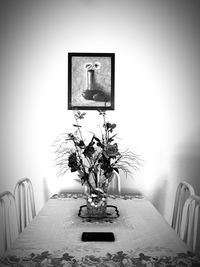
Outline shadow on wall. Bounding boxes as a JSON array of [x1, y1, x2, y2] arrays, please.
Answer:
[[121, 187, 141, 195], [175, 138, 200, 196], [59, 188, 84, 194], [173, 135, 200, 255], [43, 177, 51, 202], [151, 178, 168, 217]]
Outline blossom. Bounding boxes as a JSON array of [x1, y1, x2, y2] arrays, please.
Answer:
[[103, 143, 120, 159], [83, 142, 95, 158], [68, 153, 78, 172]]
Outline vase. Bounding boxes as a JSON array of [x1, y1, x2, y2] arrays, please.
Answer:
[[86, 188, 107, 218]]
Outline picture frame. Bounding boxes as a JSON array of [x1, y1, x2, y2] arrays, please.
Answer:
[[68, 53, 115, 110]]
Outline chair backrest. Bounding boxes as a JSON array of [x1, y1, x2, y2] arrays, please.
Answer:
[[0, 191, 19, 256], [108, 170, 121, 195], [180, 194, 200, 254], [171, 181, 195, 236], [14, 178, 36, 232], [83, 170, 121, 195]]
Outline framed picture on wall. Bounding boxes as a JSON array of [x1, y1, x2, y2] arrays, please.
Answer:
[[68, 53, 115, 110]]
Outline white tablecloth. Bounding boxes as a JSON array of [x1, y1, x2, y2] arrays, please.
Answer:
[[1, 194, 200, 266]]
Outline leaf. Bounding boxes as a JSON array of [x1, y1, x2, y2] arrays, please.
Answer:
[[109, 123, 117, 133], [74, 111, 86, 120], [97, 142, 104, 148], [93, 136, 100, 142], [93, 136, 103, 147], [108, 134, 117, 143], [79, 112, 86, 119], [74, 178, 82, 184], [106, 122, 112, 129], [41, 251, 50, 258], [62, 253, 74, 261], [81, 178, 85, 185]]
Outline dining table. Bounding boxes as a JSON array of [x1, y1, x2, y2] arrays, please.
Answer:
[[1, 193, 200, 266]]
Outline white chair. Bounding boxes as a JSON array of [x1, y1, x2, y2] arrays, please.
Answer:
[[84, 170, 121, 195], [171, 181, 195, 236], [0, 191, 19, 256], [108, 170, 121, 195], [180, 194, 200, 254], [14, 178, 36, 232]]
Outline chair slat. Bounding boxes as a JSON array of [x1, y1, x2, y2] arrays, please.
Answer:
[[172, 181, 195, 236], [14, 178, 36, 233], [180, 194, 200, 254], [0, 191, 19, 256]]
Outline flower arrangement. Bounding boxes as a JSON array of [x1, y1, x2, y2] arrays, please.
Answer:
[[54, 110, 141, 207]]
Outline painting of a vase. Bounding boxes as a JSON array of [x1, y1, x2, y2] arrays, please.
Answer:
[[68, 53, 115, 110]]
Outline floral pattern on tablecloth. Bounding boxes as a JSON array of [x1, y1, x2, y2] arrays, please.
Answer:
[[0, 250, 200, 267], [51, 193, 144, 200]]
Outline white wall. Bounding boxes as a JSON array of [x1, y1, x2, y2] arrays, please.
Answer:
[[0, 0, 200, 224]]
